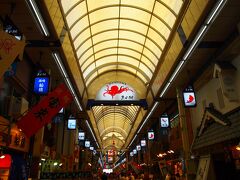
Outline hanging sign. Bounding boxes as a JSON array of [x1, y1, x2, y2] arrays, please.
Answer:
[[136, 145, 141, 151], [78, 132, 85, 140], [148, 131, 154, 140], [141, 140, 146, 147], [0, 31, 25, 78], [133, 149, 137, 154], [130, 152, 134, 157], [183, 85, 197, 107], [17, 83, 73, 137], [33, 70, 50, 95], [160, 114, 170, 128], [96, 81, 137, 100], [85, 141, 90, 148], [67, 118, 76, 130]]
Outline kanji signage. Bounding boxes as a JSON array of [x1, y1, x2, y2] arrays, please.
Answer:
[[96, 81, 137, 101], [33, 70, 50, 95], [183, 85, 197, 107], [160, 114, 170, 128], [17, 83, 73, 137]]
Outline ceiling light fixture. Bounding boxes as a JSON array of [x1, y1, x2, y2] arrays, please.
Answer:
[[86, 120, 100, 148], [52, 52, 83, 111], [25, 0, 50, 36]]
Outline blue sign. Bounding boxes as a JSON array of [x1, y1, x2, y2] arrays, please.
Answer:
[[33, 77, 49, 95]]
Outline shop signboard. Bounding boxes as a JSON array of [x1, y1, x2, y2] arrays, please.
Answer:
[[160, 113, 170, 128], [33, 70, 50, 95], [136, 145, 141, 151], [17, 83, 73, 137], [133, 149, 137, 154], [96, 81, 137, 101], [85, 140, 90, 148], [78, 132, 85, 140], [141, 140, 146, 147], [183, 85, 197, 107], [67, 118, 76, 130], [148, 131, 154, 140]]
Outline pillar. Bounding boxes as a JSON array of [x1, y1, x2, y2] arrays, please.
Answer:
[[176, 87, 195, 180]]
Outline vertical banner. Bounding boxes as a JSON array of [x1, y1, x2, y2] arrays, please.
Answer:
[[17, 83, 73, 137], [0, 31, 25, 78]]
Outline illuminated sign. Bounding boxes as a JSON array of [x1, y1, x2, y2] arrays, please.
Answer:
[[133, 149, 137, 154], [148, 131, 154, 140], [130, 152, 134, 157], [78, 132, 85, 140], [85, 141, 90, 148], [33, 70, 49, 95], [141, 140, 146, 147], [90, 146, 94, 151], [183, 85, 196, 107], [136, 145, 141, 151], [96, 81, 137, 101], [160, 114, 170, 128], [67, 119, 76, 130]]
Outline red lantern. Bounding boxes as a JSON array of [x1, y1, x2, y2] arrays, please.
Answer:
[[0, 154, 11, 169]]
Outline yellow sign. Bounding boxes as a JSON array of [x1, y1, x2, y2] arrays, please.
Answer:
[[0, 31, 25, 78]]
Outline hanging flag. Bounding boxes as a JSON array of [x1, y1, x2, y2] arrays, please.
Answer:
[[17, 83, 73, 137], [0, 31, 25, 78]]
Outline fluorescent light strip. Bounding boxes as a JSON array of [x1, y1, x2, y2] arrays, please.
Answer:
[[86, 120, 100, 148], [137, 102, 159, 134], [183, 25, 207, 61], [206, 0, 226, 24], [169, 61, 185, 82], [27, 0, 50, 36], [52, 52, 68, 78], [160, 82, 171, 97], [52, 52, 83, 111]]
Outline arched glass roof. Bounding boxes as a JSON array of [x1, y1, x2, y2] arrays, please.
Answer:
[[60, 0, 183, 150], [60, 0, 183, 86], [92, 105, 140, 149]]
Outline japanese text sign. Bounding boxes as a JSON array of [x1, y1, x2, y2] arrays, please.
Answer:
[[17, 83, 73, 137]]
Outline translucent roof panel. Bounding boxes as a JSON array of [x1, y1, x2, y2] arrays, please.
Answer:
[[61, 0, 183, 85], [60, 0, 183, 150], [92, 105, 140, 149]]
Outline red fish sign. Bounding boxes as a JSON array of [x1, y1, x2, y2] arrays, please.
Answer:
[[103, 85, 133, 99]]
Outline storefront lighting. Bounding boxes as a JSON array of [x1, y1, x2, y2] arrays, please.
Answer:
[[88, 163, 92, 166], [59, 163, 63, 167], [236, 143, 240, 151], [19, 129, 22, 132], [25, 0, 50, 36], [0, 155, 5, 159], [41, 158, 46, 161], [52, 52, 83, 111], [53, 162, 58, 166], [39, 163, 41, 166]]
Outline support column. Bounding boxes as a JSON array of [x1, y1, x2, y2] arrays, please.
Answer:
[[176, 88, 195, 180]]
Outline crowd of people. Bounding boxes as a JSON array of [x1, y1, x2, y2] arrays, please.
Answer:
[[98, 172, 146, 180]]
